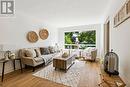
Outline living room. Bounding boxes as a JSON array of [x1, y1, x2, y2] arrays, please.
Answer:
[[0, 0, 130, 87]]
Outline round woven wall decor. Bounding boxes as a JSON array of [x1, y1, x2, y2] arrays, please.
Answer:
[[39, 29, 49, 40], [27, 31, 38, 43]]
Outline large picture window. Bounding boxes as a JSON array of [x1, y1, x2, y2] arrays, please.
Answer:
[[64, 30, 96, 49]]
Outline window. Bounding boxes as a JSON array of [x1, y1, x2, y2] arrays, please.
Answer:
[[64, 30, 96, 49]]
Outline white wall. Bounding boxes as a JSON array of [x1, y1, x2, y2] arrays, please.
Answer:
[[58, 24, 103, 58], [105, 0, 130, 86], [0, 12, 58, 48], [0, 11, 58, 75]]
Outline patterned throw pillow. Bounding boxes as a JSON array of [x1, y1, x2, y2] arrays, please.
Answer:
[[40, 47, 50, 55], [44, 48, 50, 54], [48, 46, 55, 53]]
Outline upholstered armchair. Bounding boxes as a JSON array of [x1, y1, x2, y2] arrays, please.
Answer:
[[83, 48, 97, 62]]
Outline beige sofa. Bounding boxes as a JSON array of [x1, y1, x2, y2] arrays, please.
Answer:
[[19, 47, 58, 71]]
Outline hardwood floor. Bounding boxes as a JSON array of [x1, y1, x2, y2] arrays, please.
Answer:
[[0, 60, 101, 87], [78, 61, 100, 87]]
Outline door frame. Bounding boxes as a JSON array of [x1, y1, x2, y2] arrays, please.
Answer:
[[104, 17, 110, 55]]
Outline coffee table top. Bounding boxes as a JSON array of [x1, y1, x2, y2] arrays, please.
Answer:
[[53, 53, 76, 60]]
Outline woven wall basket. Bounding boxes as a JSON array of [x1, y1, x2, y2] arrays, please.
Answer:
[[39, 29, 49, 40], [27, 31, 38, 43]]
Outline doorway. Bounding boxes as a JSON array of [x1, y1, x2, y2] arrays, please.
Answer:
[[104, 19, 110, 55]]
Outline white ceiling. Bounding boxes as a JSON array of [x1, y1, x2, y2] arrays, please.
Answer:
[[17, 0, 112, 28]]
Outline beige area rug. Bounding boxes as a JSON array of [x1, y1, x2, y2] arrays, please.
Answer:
[[33, 60, 85, 87]]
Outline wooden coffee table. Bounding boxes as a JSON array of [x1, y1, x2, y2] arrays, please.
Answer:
[[53, 54, 76, 72]]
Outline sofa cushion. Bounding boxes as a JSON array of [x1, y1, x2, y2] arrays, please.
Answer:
[[25, 49, 36, 58], [40, 47, 50, 55], [34, 57, 43, 62], [35, 48, 41, 57], [40, 47, 44, 55], [41, 54, 53, 63]]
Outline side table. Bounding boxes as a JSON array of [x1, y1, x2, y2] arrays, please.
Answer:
[[0, 60, 9, 82], [0, 58, 22, 82], [13, 58, 23, 73]]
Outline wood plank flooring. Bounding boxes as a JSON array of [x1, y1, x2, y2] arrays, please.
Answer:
[[78, 61, 100, 87], [0, 61, 101, 87]]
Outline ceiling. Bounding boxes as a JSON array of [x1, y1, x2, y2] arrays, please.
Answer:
[[17, 0, 112, 28]]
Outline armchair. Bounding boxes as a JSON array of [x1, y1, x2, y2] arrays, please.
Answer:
[[83, 48, 97, 62]]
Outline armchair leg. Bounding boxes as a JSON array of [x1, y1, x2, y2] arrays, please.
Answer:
[[33, 67, 35, 72]]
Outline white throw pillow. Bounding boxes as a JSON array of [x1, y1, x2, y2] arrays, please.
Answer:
[[25, 49, 36, 58]]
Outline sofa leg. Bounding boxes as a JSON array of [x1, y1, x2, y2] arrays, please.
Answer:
[[33, 67, 35, 72], [42, 63, 44, 67], [25, 64, 27, 69]]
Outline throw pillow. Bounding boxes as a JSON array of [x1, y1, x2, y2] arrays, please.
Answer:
[[40, 47, 50, 55], [25, 49, 36, 58], [35, 48, 41, 57], [44, 48, 50, 54], [40, 47, 44, 55], [48, 46, 55, 53]]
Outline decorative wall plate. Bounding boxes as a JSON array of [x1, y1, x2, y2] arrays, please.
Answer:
[[39, 29, 49, 40], [27, 31, 38, 43]]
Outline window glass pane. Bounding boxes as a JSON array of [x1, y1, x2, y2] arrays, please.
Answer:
[[64, 30, 96, 49]]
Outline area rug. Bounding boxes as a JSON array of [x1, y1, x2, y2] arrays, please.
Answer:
[[33, 60, 85, 87]]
